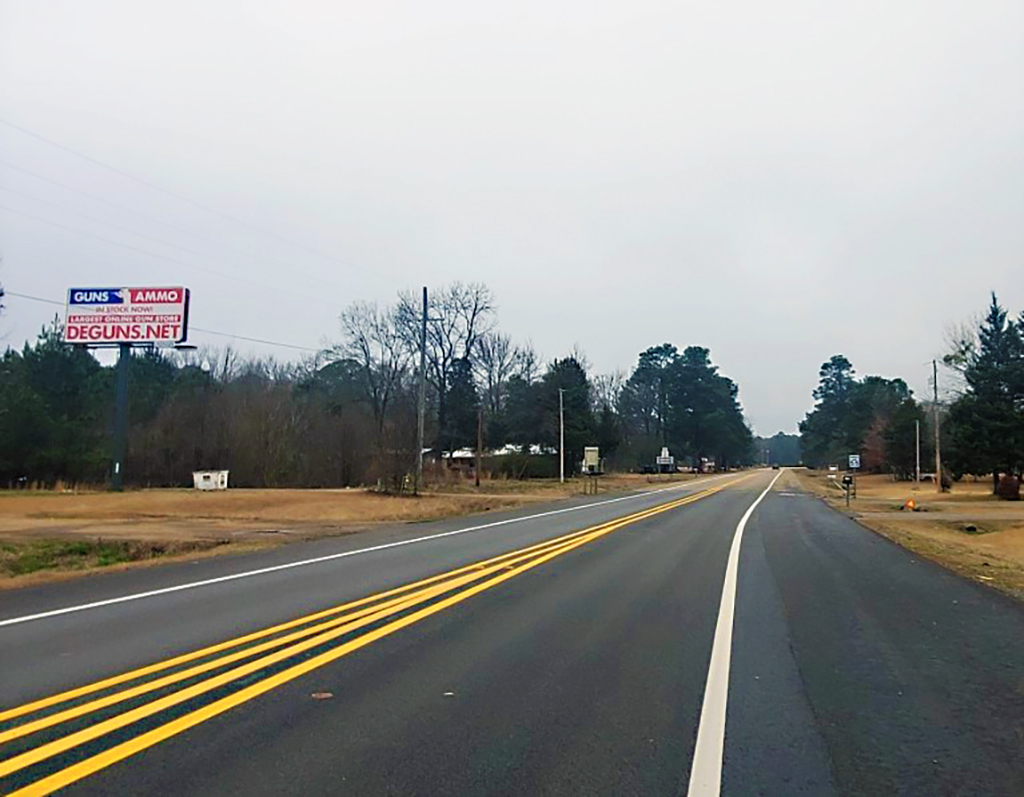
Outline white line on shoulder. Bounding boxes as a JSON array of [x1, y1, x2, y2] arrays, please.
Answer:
[[687, 468, 784, 797]]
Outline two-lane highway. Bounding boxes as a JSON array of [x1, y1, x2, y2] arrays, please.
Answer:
[[0, 473, 742, 706], [2, 471, 1023, 795]]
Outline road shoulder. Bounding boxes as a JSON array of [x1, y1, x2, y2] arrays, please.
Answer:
[[746, 486, 1024, 795], [787, 469, 1024, 601]]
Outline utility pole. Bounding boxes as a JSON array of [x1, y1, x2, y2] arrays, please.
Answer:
[[933, 359, 942, 493], [415, 287, 427, 495], [558, 388, 565, 484], [915, 418, 921, 488], [475, 405, 483, 488], [111, 343, 131, 491]]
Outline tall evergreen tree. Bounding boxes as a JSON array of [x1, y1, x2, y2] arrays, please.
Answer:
[[800, 355, 857, 467], [443, 357, 479, 453], [947, 293, 1024, 489], [540, 357, 595, 476], [883, 399, 930, 480]]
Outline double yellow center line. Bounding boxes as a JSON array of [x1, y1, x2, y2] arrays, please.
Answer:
[[0, 478, 739, 796]]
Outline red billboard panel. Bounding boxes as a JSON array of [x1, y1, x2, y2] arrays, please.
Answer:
[[63, 287, 190, 345]]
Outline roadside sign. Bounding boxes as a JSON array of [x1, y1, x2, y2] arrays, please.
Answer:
[[64, 287, 190, 345], [848, 454, 861, 470]]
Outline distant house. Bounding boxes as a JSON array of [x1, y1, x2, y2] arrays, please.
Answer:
[[441, 443, 558, 474], [446, 448, 477, 471]]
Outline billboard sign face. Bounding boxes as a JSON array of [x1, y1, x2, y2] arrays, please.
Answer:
[[64, 287, 190, 345]]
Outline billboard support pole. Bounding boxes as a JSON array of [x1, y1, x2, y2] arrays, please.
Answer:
[[111, 343, 131, 491], [63, 287, 190, 492]]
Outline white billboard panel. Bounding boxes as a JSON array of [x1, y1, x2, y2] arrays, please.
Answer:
[[64, 287, 190, 345]]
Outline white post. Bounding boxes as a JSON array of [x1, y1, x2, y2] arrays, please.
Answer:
[[559, 388, 565, 484], [933, 359, 942, 493]]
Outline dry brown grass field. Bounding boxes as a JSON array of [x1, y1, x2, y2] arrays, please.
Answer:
[[788, 469, 1024, 599], [0, 472, 699, 584]]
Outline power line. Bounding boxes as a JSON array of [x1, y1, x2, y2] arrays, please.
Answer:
[[3, 291, 63, 307], [3, 291, 321, 353], [0, 203, 340, 308], [190, 328, 320, 353], [1, 185, 238, 266], [0, 118, 381, 278], [0, 184, 354, 297], [0, 159, 365, 290]]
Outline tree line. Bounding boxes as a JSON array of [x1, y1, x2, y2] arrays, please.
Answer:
[[752, 432, 801, 467], [800, 294, 1024, 493], [616, 344, 753, 470], [799, 355, 929, 478], [0, 281, 757, 489]]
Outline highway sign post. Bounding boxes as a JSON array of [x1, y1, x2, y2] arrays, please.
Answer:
[[582, 447, 601, 494], [848, 453, 860, 499], [64, 287, 191, 490]]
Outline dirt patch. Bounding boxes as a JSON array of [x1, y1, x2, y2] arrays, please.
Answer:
[[790, 470, 1024, 600]]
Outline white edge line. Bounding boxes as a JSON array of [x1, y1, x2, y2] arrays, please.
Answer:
[[686, 468, 785, 797], [0, 474, 738, 629]]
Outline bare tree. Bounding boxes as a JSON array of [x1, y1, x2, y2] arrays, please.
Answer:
[[474, 331, 523, 414], [940, 313, 985, 399], [169, 344, 239, 380], [592, 369, 627, 411], [515, 340, 541, 383], [397, 282, 496, 446], [569, 343, 591, 374], [332, 301, 410, 439], [215, 347, 240, 382]]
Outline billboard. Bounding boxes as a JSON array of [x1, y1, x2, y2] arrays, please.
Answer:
[[64, 287, 190, 345]]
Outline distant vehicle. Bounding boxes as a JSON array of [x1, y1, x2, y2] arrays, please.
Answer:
[[771, 463, 780, 470]]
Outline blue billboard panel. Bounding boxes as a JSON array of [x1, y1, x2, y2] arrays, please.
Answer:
[[67, 289, 128, 305]]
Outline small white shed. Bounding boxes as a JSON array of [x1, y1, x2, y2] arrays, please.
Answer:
[[192, 470, 229, 490]]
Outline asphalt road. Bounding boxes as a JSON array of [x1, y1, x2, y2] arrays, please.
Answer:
[[2, 471, 1023, 795]]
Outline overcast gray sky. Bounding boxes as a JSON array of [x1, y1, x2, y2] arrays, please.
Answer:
[[1, 1, 1022, 435]]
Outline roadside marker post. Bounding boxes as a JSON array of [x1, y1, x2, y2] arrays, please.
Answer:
[[848, 453, 860, 499], [111, 343, 131, 491]]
